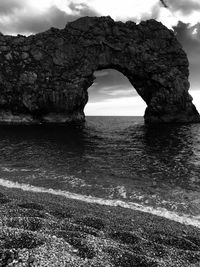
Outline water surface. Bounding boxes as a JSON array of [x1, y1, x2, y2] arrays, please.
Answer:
[[0, 116, 200, 223]]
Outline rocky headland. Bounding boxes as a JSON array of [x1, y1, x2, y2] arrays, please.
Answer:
[[0, 16, 199, 123]]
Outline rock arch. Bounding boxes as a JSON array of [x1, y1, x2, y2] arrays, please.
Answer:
[[0, 16, 199, 123]]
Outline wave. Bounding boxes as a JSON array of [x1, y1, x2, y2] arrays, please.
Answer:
[[0, 178, 200, 228], [1, 167, 40, 172]]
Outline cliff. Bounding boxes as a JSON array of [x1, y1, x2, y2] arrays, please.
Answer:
[[0, 16, 199, 123]]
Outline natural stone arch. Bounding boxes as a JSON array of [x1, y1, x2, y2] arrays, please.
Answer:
[[0, 16, 199, 123]]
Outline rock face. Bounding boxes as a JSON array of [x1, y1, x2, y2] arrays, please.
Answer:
[[0, 16, 199, 124]]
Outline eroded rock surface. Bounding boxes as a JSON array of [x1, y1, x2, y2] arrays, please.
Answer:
[[0, 16, 199, 123]]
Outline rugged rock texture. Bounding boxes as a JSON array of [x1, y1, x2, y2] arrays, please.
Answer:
[[0, 16, 199, 123]]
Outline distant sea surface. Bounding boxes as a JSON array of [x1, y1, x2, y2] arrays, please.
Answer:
[[0, 116, 200, 225]]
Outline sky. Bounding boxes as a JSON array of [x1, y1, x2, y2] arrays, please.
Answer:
[[0, 0, 199, 115]]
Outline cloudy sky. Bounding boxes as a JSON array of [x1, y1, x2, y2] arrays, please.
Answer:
[[0, 0, 199, 115]]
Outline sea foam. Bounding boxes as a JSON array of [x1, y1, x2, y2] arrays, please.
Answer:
[[0, 178, 200, 229]]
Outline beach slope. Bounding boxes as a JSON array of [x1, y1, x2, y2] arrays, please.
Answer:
[[0, 185, 200, 266]]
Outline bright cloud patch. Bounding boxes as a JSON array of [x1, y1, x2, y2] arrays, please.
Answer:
[[85, 0, 159, 21], [85, 96, 147, 116]]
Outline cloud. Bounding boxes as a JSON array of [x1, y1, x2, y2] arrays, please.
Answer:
[[138, 3, 160, 22], [0, 0, 26, 15], [85, 96, 146, 116], [157, 0, 200, 28], [173, 21, 200, 90], [68, 2, 99, 17], [88, 69, 138, 103], [11, 6, 68, 34], [0, 1, 99, 35], [94, 70, 110, 78], [101, 87, 133, 97], [166, 0, 200, 15]]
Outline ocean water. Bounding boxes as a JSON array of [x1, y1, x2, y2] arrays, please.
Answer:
[[0, 116, 200, 226]]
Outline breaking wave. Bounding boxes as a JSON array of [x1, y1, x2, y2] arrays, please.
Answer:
[[0, 178, 200, 229]]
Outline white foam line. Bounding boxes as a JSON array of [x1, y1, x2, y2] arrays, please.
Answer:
[[0, 178, 200, 228]]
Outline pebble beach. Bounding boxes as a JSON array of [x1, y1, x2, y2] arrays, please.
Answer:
[[0, 185, 200, 267]]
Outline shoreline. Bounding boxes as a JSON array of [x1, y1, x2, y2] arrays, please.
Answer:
[[0, 178, 200, 229], [0, 185, 200, 266]]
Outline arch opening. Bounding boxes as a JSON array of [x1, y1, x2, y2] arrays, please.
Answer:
[[84, 69, 147, 116]]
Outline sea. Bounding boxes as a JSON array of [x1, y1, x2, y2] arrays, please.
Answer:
[[0, 116, 200, 227]]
